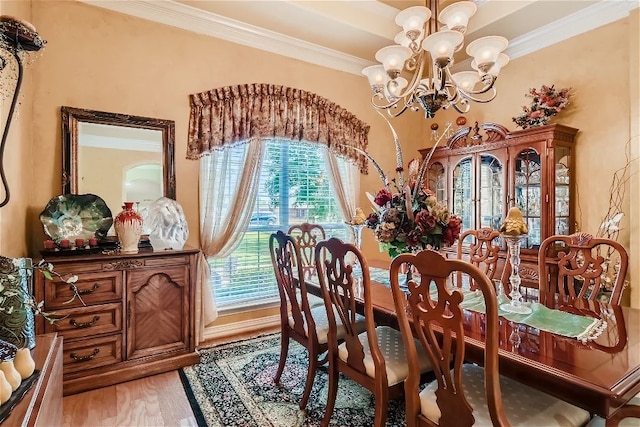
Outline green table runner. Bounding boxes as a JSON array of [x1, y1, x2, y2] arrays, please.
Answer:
[[462, 290, 604, 343], [367, 267, 604, 343]]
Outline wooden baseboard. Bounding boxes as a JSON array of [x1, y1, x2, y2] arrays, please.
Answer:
[[202, 314, 280, 343], [63, 351, 200, 395]]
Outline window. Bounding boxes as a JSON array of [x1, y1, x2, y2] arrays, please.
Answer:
[[208, 141, 349, 309]]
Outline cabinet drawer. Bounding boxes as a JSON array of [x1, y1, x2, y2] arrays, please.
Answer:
[[43, 303, 122, 340], [63, 334, 122, 374], [45, 270, 123, 309], [143, 255, 190, 268]]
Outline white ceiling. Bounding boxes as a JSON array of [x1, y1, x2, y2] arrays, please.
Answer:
[[81, 0, 638, 75]]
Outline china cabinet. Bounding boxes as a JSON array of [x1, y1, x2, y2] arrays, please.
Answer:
[[33, 248, 200, 395], [420, 122, 578, 285]]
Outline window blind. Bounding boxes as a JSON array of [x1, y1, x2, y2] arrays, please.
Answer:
[[208, 141, 349, 309]]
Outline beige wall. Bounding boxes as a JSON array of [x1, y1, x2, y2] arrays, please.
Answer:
[[0, 0, 34, 257], [0, 1, 637, 307]]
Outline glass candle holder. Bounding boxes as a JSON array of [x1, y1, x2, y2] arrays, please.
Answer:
[[500, 234, 532, 315]]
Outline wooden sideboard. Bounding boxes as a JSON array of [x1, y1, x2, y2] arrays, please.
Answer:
[[34, 247, 201, 395], [2, 333, 63, 426]]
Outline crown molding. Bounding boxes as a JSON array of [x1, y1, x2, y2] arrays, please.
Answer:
[[505, 0, 639, 60], [80, 0, 370, 75], [80, 0, 638, 76]]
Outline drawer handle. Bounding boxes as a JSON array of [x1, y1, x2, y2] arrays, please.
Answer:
[[75, 283, 100, 295], [70, 348, 100, 362], [69, 315, 100, 329]]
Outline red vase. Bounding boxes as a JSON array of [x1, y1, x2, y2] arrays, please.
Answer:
[[114, 202, 143, 254]]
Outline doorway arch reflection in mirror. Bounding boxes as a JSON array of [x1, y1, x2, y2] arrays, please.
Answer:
[[77, 122, 163, 223]]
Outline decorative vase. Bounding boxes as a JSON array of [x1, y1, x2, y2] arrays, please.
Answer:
[[146, 197, 189, 251], [114, 202, 144, 254], [0, 257, 36, 349]]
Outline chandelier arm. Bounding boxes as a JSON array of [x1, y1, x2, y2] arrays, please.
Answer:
[[449, 99, 471, 114], [457, 87, 498, 104], [462, 75, 498, 96], [371, 94, 401, 110]]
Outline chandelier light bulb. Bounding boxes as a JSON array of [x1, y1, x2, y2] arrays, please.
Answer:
[[472, 53, 510, 77], [362, 64, 388, 93], [386, 77, 408, 100], [395, 6, 431, 34], [375, 45, 412, 77], [466, 36, 509, 71], [394, 31, 411, 47], [438, 1, 477, 34], [452, 71, 480, 91], [422, 30, 464, 64]]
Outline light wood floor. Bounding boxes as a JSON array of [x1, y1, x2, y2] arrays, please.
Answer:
[[63, 329, 278, 426], [62, 370, 197, 427]]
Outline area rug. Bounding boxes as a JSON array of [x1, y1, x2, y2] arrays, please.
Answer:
[[179, 334, 407, 426]]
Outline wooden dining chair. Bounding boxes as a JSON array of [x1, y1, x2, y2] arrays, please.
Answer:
[[389, 249, 591, 427], [268, 230, 333, 410], [538, 232, 629, 305], [314, 237, 432, 427], [288, 223, 326, 280], [456, 227, 502, 290]]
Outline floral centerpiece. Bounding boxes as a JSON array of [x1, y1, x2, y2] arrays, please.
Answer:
[[512, 84, 571, 129], [356, 119, 461, 258]]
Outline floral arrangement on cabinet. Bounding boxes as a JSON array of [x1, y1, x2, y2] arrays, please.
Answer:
[[356, 120, 461, 258], [512, 84, 571, 129]]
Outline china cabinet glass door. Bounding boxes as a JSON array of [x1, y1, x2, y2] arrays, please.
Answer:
[[555, 146, 571, 235], [453, 157, 474, 232], [427, 162, 446, 203], [452, 154, 504, 235], [479, 155, 503, 230], [514, 149, 542, 248]]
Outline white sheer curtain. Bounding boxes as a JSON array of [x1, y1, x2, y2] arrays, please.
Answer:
[[325, 148, 361, 234], [196, 140, 266, 343]]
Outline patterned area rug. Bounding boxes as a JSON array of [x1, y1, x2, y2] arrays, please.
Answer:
[[179, 334, 407, 426]]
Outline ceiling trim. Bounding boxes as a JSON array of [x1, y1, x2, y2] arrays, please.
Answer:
[[505, 0, 639, 60], [80, 0, 370, 75], [80, 0, 638, 76]]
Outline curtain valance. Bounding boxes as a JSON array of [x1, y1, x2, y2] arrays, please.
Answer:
[[187, 83, 370, 173]]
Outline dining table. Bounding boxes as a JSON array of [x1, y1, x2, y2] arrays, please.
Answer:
[[305, 260, 640, 421]]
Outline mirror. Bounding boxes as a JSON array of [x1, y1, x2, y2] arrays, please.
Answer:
[[61, 106, 176, 221]]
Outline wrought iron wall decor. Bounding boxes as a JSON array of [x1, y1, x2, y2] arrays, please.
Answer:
[[0, 16, 46, 208]]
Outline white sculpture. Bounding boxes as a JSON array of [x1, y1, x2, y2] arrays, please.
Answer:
[[146, 197, 189, 251]]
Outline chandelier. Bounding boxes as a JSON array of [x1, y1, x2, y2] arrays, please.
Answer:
[[362, 0, 509, 119]]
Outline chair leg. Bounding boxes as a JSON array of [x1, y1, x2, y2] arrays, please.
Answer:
[[321, 358, 339, 427], [373, 392, 389, 427], [274, 332, 289, 385], [299, 350, 318, 409]]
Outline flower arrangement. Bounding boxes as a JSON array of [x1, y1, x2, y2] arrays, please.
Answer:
[[365, 167, 461, 257], [512, 84, 571, 129], [356, 119, 461, 258]]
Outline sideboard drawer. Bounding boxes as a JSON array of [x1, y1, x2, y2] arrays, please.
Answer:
[[45, 270, 123, 309], [43, 303, 122, 340], [63, 334, 122, 374]]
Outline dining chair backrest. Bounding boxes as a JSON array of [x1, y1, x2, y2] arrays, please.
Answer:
[[288, 223, 326, 279], [314, 238, 379, 382], [456, 227, 502, 290], [538, 232, 629, 305], [389, 249, 507, 427], [269, 230, 317, 344]]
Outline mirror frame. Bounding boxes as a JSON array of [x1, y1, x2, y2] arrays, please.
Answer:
[[61, 106, 176, 200]]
